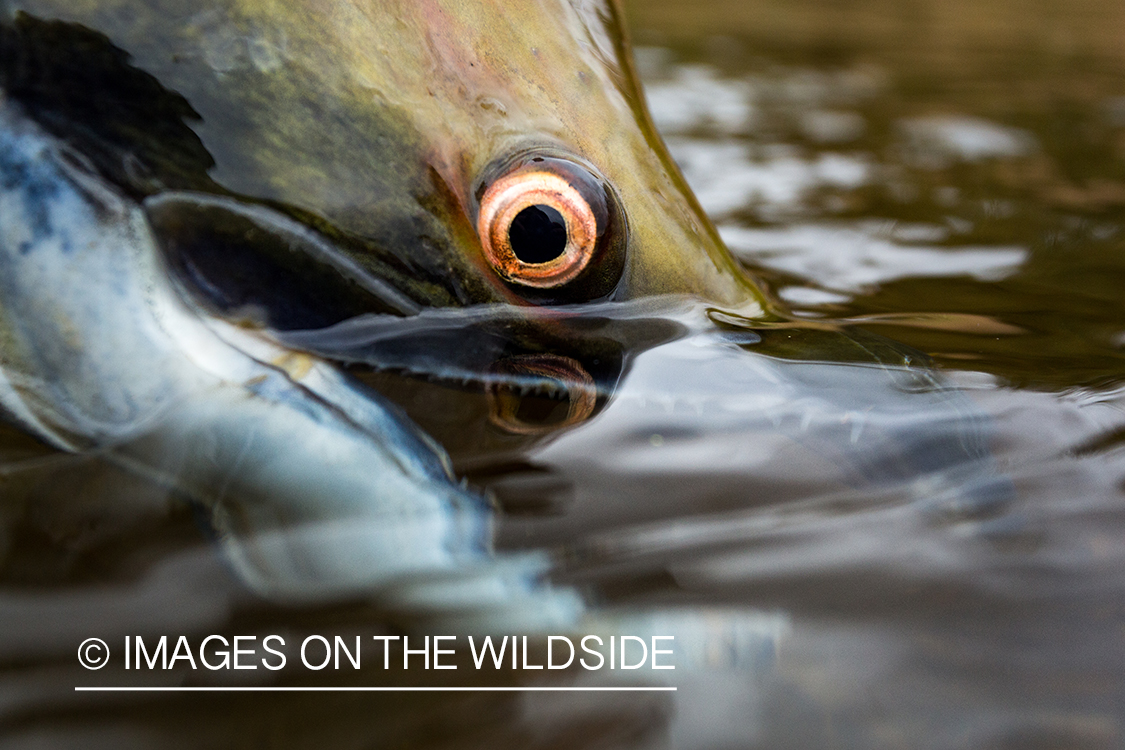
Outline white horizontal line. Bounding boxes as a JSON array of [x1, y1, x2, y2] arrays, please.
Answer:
[[75, 686, 676, 693]]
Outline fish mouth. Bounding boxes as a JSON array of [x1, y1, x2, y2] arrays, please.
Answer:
[[486, 354, 598, 434]]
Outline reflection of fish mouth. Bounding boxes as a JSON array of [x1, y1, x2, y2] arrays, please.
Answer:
[[487, 354, 597, 435]]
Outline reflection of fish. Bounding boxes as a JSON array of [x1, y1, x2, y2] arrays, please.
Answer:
[[0, 1, 1002, 618]]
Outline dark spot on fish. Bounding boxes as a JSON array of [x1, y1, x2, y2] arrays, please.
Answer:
[[0, 14, 216, 198]]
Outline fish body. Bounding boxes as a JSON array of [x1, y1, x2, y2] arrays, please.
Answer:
[[0, 0, 771, 610], [0, 1, 1004, 613]]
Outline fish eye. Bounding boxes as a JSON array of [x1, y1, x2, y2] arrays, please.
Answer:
[[478, 171, 596, 288], [475, 153, 625, 296]]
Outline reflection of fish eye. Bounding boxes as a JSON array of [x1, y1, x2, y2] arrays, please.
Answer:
[[487, 354, 598, 434], [476, 153, 626, 297]]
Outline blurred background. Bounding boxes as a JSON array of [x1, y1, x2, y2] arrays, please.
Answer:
[[624, 0, 1125, 391]]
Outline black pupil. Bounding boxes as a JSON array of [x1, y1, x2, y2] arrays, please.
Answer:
[[508, 204, 568, 264]]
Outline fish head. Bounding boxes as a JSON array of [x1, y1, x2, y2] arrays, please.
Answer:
[[2, 0, 767, 316], [2, 0, 778, 441], [56, 0, 770, 439]]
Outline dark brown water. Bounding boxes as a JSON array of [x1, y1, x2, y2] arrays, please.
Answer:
[[3, 1, 1125, 748]]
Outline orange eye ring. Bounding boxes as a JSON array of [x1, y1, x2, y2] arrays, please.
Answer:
[[477, 171, 599, 288]]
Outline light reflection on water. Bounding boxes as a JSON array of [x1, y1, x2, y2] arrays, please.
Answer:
[[616, 12, 1125, 746], [2, 3, 1125, 749]]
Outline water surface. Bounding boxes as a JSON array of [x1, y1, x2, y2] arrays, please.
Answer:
[[3, 1, 1125, 747]]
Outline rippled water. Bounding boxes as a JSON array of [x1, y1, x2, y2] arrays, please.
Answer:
[[4, 1, 1125, 748]]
